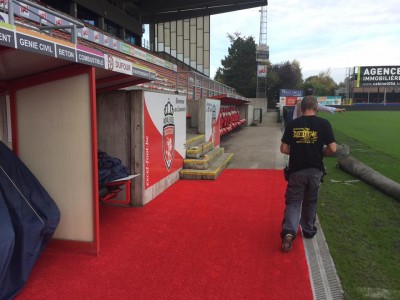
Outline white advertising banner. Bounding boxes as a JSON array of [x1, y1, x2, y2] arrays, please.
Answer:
[[104, 54, 133, 75], [0, 12, 9, 23], [257, 65, 267, 78], [205, 99, 220, 147], [143, 91, 186, 189]]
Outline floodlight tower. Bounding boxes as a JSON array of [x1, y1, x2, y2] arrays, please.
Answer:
[[256, 6, 269, 98], [259, 6, 267, 46]]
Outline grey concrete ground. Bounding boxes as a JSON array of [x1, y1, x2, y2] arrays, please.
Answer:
[[220, 111, 286, 169]]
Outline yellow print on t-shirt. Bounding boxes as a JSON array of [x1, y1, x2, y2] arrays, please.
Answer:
[[293, 127, 318, 144]]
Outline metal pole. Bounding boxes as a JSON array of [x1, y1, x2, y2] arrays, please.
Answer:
[[264, 74, 267, 99], [193, 73, 197, 100], [384, 87, 386, 105], [72, 24, 77, 44], [175, 71, 178, 93], [8, 0, 14, 25], [256, 62, 259, 98], [346, 68, 349, 100]]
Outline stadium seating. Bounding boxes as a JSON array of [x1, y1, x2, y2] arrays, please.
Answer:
[[219, 106, 246, 136]]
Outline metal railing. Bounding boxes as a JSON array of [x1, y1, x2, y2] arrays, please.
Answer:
[[176, 71, 240, 100], [6, 0, 84, 43]]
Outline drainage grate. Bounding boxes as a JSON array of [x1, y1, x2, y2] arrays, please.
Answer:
[[303, 216, 344, 300]]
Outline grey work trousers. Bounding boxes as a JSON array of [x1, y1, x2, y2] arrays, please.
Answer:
[[281, 168, 323, 239]]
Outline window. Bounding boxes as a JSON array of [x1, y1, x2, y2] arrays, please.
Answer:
[[104, 19, 121, 38], [77, 5, 98, 26], [40, 0, 70, 14], [125, 29, 137, 45]]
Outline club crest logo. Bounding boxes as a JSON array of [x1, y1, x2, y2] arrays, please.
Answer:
[[163, 101, 175, 170]]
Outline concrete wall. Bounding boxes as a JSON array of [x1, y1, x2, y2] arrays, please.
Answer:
[[238, 104, 250, 126], [97, 91, 131, 167], [0, 95, 12, 149], [97, 90, 143, 206], [187, 99, 199, 128], [197, 99, 206, 134], [247, 98, 268, 124], [131, 91, 145, 205], [248, 98, 268, 113]]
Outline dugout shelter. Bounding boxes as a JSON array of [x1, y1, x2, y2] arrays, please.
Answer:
[[0, 0, 263, 256]]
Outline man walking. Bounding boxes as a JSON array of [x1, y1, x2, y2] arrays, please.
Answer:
[[292, 88, 346, 120], [280, 96, 336, 252]]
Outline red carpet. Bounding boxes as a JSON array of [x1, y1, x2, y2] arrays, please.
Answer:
[[16, 170, 312, 300]]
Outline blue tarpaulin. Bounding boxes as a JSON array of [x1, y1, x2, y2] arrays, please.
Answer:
[[0, 142, 60, 300]]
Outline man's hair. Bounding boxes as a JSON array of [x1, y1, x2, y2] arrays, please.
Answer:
[[301, 96, 318, 112]]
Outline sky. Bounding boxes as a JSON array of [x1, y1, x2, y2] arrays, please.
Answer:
[[210, 0, 400, 84]]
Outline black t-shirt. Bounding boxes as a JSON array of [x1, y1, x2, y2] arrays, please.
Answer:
[[281, 115, 335, 172]]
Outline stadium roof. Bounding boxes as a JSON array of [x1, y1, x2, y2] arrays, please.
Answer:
[[119, 0, 268, 23]]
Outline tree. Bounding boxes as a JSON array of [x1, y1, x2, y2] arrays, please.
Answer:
[[266, 60, 303, 108], [214, 33, 257, 98], [303, 70, 337, 96], [272, 60, 303, 89], [214, 36, 339, 106]]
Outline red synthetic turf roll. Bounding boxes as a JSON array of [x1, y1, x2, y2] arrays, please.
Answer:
[[17, 169, 312, 300]]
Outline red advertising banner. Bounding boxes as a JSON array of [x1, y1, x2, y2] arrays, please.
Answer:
[[144, 92, 186, 189], [285, 96, 298, 106], [205, 99, 220, 147]]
